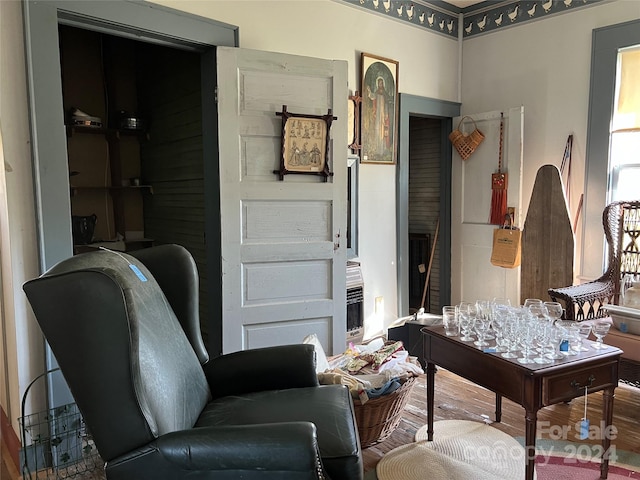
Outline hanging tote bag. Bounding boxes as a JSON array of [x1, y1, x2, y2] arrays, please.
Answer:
[[449, 116, 485, 161], [490, 220, 522, 268]]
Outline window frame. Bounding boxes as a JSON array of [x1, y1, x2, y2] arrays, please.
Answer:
[[582, 19, 640, 281]]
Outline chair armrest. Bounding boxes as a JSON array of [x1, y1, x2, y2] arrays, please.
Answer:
[[160, 423, 321, 471], [204, 344, 319, 398], [548, 278, 616, 321], [108, 423, 323, 479]]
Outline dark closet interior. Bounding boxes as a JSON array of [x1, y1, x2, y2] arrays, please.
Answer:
[[58, 25, 213, 344], [408, 116, 442, 314]]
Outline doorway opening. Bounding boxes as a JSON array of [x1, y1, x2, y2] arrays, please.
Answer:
[[408, 117, 442, 314], [58, 24, 213, 345]]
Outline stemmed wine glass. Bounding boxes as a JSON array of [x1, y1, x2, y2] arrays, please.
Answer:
[[576, 323, 592, 352], [501, 317, 520, 359], [533, 323, 553, 364], [546, 325, 565, 361], [477, 300, 494, 340], [458, 302, 476, 342], [492, 310, 508, 352], [473, 316, 490, 347], [517, 322, 536, 365], [544, 301, 563, 324], [592, 321, 611, 349], [528, 303, 549, 322], [556, 320, 579, 356], [524, 298, 543, 309], [492, 297, 512, 307]]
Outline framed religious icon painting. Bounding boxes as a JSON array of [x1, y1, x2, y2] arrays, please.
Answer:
[[360, 52, 399, 165]]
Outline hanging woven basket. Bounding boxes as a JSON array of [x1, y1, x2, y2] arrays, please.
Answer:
[[449, 116, 485, 161]]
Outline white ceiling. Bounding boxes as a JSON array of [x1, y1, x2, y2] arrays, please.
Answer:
[[446, 0, 484, 7]]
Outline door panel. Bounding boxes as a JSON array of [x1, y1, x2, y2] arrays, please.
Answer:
[[216, 47, 347, 354], [451, 107, 524, 305]]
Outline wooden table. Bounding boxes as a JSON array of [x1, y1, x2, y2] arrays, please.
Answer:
[[422, 325, 622, 480]]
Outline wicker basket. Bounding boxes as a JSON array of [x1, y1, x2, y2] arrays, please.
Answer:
[[449, 116, 484, 160], [353, 376, 417, 448]]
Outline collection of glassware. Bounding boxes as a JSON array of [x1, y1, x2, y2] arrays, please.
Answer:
[[441, 298, 611, 365]]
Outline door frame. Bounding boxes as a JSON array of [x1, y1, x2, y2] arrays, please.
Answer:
[[23, 0, 238, 405], [396, 93, 461, 317], [396, 94, 460, 317], [24, 0, 238, 272]]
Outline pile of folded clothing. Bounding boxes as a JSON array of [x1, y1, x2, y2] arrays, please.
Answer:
[[305, 335, 423, 405]]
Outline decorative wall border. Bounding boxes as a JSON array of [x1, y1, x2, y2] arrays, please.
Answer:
[[339, 0, 460, 38], [463, 0, 606, 38], [338, 0, 607, 39]]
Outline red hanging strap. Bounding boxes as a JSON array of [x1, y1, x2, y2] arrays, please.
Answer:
[[490, 113, 508, 225]]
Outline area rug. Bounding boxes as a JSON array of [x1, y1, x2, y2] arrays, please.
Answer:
[[524, 438, 640, 480], [534, 454, 639, 479], [377, 420, 526, 480], [373, 420, 640, 480]]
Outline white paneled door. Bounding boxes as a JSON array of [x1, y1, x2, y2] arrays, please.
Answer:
[[450, 107, 524, 305], [216, 47, 348, 355]]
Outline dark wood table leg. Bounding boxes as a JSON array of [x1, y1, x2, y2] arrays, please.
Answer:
[[600, 386, 615, 479], [495, 393, 502, 423], [426, 362, 436, 441], [525, 409, 537, 480]]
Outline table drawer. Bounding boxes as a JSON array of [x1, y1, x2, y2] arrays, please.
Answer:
[[543, 361, 618, 405]]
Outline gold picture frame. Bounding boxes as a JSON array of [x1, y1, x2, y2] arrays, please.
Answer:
[[274, 105, 336, 181], [360, 52, 399, 165]]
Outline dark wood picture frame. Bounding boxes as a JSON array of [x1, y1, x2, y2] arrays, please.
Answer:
[[274, 105, 336, 181], [360, 52, 399, 165], [348, 91, 362, 153]]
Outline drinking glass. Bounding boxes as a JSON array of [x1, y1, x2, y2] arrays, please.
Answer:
[[501, 317, 519, 359], [533, 323, 553, 364], [592, 321, 611, 349], [528, 304, 548, 356], [492, 310, 508, 352], [524, 298, 543, 309], [517, 322, 536, 365], [576, 323, 592, 352], [543, 301, 563, 323], [545, 324, 565, 360], [442, 306, 460, 337], [477, 300, 494, 340], [556, 320, 579, 356], [473, 316, 490, 347], [458, 302, 475, 342], [528, 303, 549, 322], [492, 297, 512, 307]]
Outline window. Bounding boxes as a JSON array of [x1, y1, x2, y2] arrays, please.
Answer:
[[582, 20, 640, 281], [609, 47, 640, 202]]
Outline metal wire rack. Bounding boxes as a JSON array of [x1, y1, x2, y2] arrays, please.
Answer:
[[19, 369, 105, 480]]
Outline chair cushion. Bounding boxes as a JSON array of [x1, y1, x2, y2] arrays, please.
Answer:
[[195, 384, 362, 480]]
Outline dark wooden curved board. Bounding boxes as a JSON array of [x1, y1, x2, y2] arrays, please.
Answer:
[[520, 165, 574, 305]]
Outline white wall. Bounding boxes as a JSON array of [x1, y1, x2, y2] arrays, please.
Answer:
[[151, 0, 461, 336], [0, 0, 45, 436], [461, 1, 640, 283]]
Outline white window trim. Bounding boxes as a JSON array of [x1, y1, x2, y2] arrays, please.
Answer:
[[582, 19, 640, 281]]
